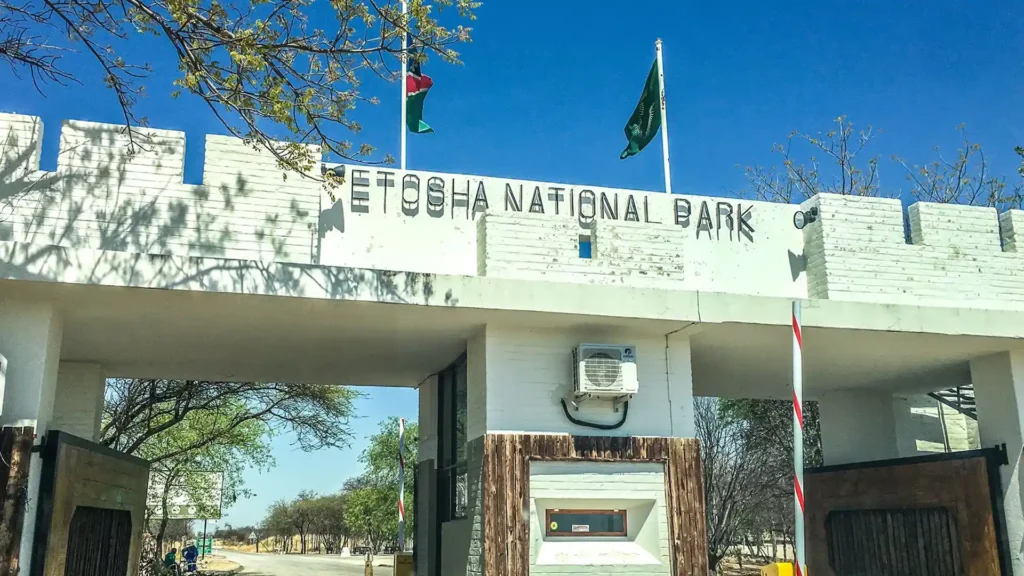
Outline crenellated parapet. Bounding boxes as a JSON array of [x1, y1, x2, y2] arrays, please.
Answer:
[[0, 113, 321, 264], [802, 193, 1024, 309]]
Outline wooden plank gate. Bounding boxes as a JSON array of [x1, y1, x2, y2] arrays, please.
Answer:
[[805, 446, 1011, 576], [29, 431, 150, 576]]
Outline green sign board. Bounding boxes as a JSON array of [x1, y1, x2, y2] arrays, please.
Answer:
[[199, 537, 213, 554]]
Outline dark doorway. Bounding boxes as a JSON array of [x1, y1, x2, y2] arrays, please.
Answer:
[[63, 507, 133, 576]]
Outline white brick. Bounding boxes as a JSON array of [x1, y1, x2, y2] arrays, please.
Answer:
[[803, 194, 1024, 309], [1, 114, 319, 264], [481, 326, 694, 438]]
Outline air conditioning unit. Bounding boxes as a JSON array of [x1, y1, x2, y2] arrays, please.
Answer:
[[572, 344, 639, 400]]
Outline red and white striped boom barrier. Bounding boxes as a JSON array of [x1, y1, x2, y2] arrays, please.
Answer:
[[792, 301, 805, 576], [398, 417, 406, 552]]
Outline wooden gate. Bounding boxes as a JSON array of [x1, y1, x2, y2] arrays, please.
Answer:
[[30, 431, 150, 576], [805, 446, 1010, 576], [62, 507, 134, 576]]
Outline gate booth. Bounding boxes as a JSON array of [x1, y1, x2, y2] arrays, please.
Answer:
[[805, 446, 1012, 576], [29, 431, 150, 576]]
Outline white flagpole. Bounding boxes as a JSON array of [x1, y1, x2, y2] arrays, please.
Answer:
[[655, 38, 671, 194], [400, 0, 408, 170]]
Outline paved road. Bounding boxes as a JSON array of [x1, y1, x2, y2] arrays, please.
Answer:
[[217, 549, 395, 576]]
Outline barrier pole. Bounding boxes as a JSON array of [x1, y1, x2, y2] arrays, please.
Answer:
[[792, 301, 805, 576]]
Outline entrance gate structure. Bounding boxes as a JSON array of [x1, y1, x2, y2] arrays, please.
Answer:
[[806, 446, 1012, 575], [1, 113, 1024, 575]]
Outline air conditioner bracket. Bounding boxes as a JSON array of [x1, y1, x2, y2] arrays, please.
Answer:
[[565, 392, 634, 413]]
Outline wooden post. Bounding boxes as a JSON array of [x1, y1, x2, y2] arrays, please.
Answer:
[[0, 426, 35, 576]]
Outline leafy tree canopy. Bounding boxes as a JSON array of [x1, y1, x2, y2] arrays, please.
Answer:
[[0, 0, 479, 176]]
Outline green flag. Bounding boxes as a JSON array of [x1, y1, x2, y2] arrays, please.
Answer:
[[620, 60, 662, 159]]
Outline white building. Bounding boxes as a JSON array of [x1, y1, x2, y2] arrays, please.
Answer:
[[1, 113, 1022, 575]]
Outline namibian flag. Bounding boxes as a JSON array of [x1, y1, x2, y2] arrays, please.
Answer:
[[406, 49, 434, 134]]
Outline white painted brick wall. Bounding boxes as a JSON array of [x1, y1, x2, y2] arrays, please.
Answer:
[[529, 462, 670, 575], [50, 362, 105, 441], [1002, 210, 1023, 252], [478, 207, 803, 297], [804, 193, 1024, 309], [481, 326, 694, 438], [0, 114, 319, 263]]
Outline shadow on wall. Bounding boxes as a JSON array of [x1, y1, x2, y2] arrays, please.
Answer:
[[0, 115, 445, 306], [0, 116, 317, 261]]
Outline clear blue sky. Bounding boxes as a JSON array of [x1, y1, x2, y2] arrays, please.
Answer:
[[2, 1, 1023, 193], [3, 0, 1023, 526]]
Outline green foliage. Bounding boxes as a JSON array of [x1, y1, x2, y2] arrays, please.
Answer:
[[344, 417, 416, 552], [103, 379, 361, 462], [103, 378, 359, 564], [259, 418, 416, 555], [344, 485, 399, 553], [360, 417, 419, 488], [719, 398, 822, 470], [1, 0, 480, 183]]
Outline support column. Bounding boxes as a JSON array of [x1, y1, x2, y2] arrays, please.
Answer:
[[51, 362, 106, 442], [416, 374, 438, 576], [666, 333, 695, 438], [0, 301, 63, 574], [817, 390, 898, 466], [973, 351, 1024, 575]]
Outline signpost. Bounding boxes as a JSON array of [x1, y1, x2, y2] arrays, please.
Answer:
[[146, 471, 225, 520]]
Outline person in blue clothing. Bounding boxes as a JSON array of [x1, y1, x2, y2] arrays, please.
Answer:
[[182, 542, 199, 573]]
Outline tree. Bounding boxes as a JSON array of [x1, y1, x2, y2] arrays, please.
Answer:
[[743, 117, 1023, 209], [291, 490, 318, 554], [102, 378, 357, 567], [893, 125, 1023, 209], [102, 379, 360, 463], [0, 0, 478, 178], [343, 418, 417, 553], [720, 398, 822, 471], [264, 499, 296, 553], [344, 485, 396, 553], [741, 115, 882, 202], [310, 493, 348, 553], [359, 417, 419, 488], [252, 522, 266, 553], [695, 397, 777, 572], [144, 411, 271, 557]]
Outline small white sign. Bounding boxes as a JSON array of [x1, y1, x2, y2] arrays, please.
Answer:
[[571, 525, 590, 533]]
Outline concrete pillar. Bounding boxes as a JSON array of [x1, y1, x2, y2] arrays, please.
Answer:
[[0, 301, 63, 572], [817, 390, 898, 466], [667, 333, 696, 438], [972, 351, 1024, 575], [416, 374, 438, 576], [51, 362, 106, 441]]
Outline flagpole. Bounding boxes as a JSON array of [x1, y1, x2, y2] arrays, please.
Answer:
[[400, 0, 408, 170], [655, 38, 671, 194]]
